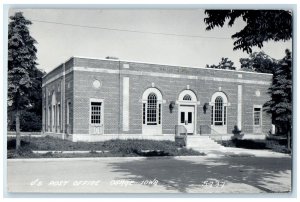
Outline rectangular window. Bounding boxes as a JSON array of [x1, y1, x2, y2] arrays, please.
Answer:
[[57, 104, 60, 130], [61, 80, 64, 93], [181, 112, 185, 124], [91, 102, 102, 124], [188, 112, 192, 123], [67, 101, 71, 125], [43, 107, 46, 131], [48, 106, 51, 130], [53, 105, 56, 131], [158, 104, 161, 124], [48, 106, 50, 127], [147, 100, 157, 125], [215, 102, 223, 125], [254, 107, 261, 126], [224, 106, 227, 125], [211, 106, 214, 125], [143, 103, 146, 124]]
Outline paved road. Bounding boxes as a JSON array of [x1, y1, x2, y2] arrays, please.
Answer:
[[7, 151, 291, 193]]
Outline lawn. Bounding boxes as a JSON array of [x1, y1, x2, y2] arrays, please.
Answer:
[[7, 136, 204, 158]]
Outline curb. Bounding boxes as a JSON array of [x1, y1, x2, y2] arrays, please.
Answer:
[[7, 155, 207, 162], [7, 135, 42, 138], [32, 150, 110, 154]]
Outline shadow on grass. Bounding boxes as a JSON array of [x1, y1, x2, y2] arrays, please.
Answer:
[[107, 155, 291, 193]]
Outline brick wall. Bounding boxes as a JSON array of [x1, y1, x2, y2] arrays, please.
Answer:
[[43, 57, 273, 138], [73, 64, 121, 135], [42, 59, 75, 135], [42, 76, 63, 133]]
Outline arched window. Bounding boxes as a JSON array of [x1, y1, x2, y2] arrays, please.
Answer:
[[214, 96, 223, 125], [211, 92, 228, 126], [147, 93, 157, 125], [183, 94, 192, 100], [142, 88, 162, 126]]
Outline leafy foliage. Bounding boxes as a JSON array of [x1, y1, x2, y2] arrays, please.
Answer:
[[7, 136, 204, 158], [204, 10, 292, 53], [206, 57, 236, 70], [264, 49, 292, 130], [8, 111, 42, 132], [232, 139, 267, 150], [240, 51, 278, 73], [8, 12, 44, 132], [221, 138, 290, 153], [8, 12, 37, 110], [239, 50, 292, 134]]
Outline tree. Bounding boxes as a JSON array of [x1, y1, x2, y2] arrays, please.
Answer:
[[264, 49, 292, 150], [204, 10, 292, 53], [8, 12, 38, 150], [8, 66, 45, 131], [240, 51, 278, 74], [206, 57, 236, 70]]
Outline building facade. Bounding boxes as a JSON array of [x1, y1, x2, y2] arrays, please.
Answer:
[[42, 57, 272, 142]]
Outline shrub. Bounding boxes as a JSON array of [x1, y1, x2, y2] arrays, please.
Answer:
[[102, 139, 176, 156], [266, 136, 288, 145], [7, 138, 30, 150], [7, 137, 204, 158], [231, 125, 244, 140], [232, 139, 267, 149], [9, 111, 42, 132], [265, 139, 290, 153], [102, 139, 202, 156]]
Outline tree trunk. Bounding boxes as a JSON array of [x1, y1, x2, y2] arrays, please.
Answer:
[[287, 128, 291, 151], [15, 110, 21, 150]]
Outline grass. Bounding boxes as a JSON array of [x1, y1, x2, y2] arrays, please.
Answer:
[[7, 136, 204, 159]]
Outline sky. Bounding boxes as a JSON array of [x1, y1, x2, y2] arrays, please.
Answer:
[[8, 8, 292, 73]]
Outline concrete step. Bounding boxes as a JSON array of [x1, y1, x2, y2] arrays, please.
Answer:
[[186, 136, 224, 150]]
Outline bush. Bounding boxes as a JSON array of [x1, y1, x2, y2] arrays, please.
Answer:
[[232, 139, 267, 149], [220, 138, 290, 153], [7, 137, 204, 158], [232, 125, 244, 140], [7, 138, 31, 150], [265, 139, 290, 153], [7, 147, 37, 158], [135, 150, 169, 157], [102, 139, 203, 156], [9, 111, 42, 132], [102, 139, 181, 156], [266, 136, 288, 145]]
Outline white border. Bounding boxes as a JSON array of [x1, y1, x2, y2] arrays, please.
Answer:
[[2, 3, 297, 201]]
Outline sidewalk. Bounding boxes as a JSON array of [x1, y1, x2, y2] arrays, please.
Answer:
[[195, 147, 291, 158]]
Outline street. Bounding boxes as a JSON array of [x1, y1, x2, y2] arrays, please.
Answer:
[[7, 150, 291, 193]]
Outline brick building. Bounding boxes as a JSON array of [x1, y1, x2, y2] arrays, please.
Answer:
[[42, 57, 272, 142]]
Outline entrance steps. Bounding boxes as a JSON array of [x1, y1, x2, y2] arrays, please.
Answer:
[[186, 135, 224, 150]]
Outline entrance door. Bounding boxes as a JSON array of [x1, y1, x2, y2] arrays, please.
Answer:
[[179, 105, 195, 134]]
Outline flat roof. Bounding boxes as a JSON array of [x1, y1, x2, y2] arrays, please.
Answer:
[[43, 56, 274, 79]]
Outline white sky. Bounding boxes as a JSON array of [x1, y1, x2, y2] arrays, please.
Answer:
[[8, 8, 292, 73]]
